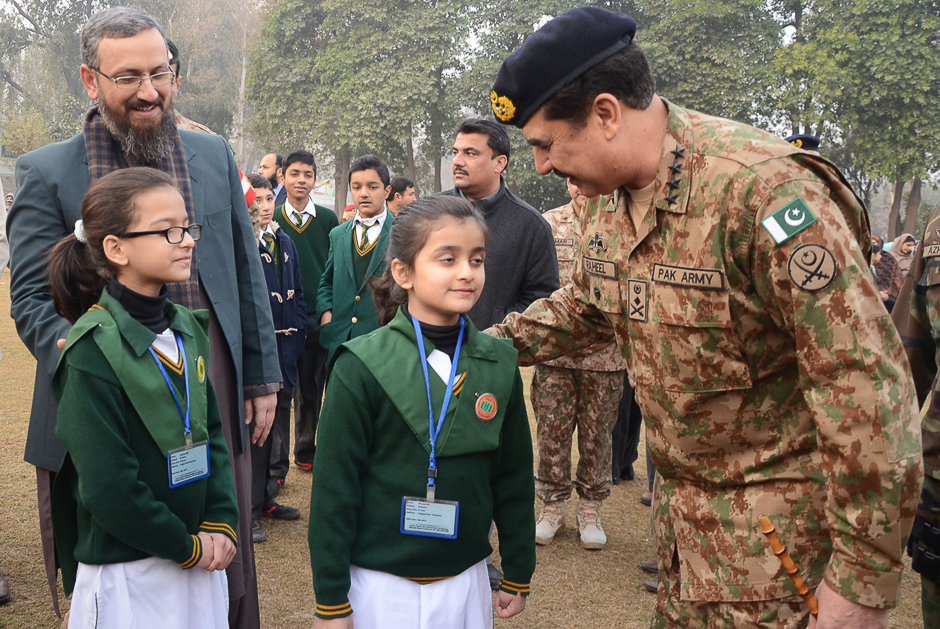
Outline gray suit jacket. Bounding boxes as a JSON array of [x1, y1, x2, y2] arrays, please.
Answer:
[[8, 131, 281, 471]]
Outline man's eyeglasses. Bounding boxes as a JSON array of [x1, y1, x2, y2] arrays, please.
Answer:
[[123, 224, 202, 244], [91, 67, 176, 90]]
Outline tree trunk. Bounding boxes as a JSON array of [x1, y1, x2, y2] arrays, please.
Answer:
[[406, 134, 416, 189], [433, 154, 442, 193], [232, 27, 249, 162], [887, 180, 905, 240], [334, 145, 351, 221], [902, 179, 922, 236]]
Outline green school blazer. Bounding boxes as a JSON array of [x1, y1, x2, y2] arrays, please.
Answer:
[[316, 215, 394, 364]]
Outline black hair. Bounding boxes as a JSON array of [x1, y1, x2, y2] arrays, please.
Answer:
[[248, 173, 273, 190], [349, 154, 391, 188], [283, 150, 317, 179], [373, 196, 488, 326], [49, 168, 179, 323], [386, 177, 415, 202], [542, 44, 654, 128], [274, 153, 284, 168], [456, 118, 510, 161]]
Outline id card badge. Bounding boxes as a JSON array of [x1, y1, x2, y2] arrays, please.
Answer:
[[400, 496, 459, 539], [168, 440, 210, 488]]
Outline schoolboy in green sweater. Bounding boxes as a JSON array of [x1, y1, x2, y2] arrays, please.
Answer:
[[270, 149, 338, 476]]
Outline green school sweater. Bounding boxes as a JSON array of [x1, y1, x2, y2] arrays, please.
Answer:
[[308, 309, 536, 619], [277, 204, 338, 315], [51, 289, 239, 595]]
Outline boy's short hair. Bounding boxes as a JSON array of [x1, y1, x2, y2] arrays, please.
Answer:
[[387, 177, 414, 201], [349, 154, 390, 188], [248, 173, 273, 190], [283, 150, 317, 178]]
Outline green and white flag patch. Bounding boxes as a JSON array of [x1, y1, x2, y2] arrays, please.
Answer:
[[761, 198, 816, 245]]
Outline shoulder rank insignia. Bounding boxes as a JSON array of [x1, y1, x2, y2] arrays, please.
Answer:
[[761, 198, 816, 245]]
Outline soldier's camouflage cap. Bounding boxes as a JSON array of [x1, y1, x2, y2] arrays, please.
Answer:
[[489, 7, 637, 128]]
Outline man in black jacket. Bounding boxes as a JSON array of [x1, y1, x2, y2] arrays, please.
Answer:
[[440, 118, 559, 589], [440, 118, 560, 330]]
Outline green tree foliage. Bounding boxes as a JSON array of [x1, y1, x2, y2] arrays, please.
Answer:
[[1, 107, 50, 156], [642, 0, 778, 124]]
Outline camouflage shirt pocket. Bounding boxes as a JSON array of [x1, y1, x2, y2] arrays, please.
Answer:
[[650, 285, 752, 392]]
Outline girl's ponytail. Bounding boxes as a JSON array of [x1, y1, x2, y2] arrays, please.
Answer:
[[372, 268, 408, 327], [49, 230, 111, 324]]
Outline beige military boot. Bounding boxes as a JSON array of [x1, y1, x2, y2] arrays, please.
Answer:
[[577, 499, 607, 550], [535, 500, 566, 545]]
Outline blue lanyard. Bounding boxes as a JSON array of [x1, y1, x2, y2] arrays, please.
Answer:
[[412, 315, 465, 501], [148, 333, 192, 448]]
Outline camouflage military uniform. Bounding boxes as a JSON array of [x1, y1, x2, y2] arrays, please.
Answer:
[[890, 201, 940, 629], [532, 202, 624, 503], [492, 100, 923, 626], [175, 112, 218, 135]]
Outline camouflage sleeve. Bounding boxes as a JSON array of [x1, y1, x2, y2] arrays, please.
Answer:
[[746, 171, 922, 609], [488, 252, 616, 366], [892, 229, 939, 406], [892, 211, 940, 500]]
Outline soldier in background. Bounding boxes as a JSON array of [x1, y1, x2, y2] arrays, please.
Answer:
[[487, 8, 921, 628], [890, 201, 940, 629], [531, 178, 624, 550]]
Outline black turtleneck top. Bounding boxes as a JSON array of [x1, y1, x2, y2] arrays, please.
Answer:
[[108, 280, 170, 333], [403, 305, 463, 359]]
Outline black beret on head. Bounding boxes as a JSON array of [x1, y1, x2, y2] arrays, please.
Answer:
[[490, 7, 637, 128], [784, 133, 820, 151]]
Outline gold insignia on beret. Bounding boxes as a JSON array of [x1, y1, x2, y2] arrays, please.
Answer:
[[791, 138, 803, 148], [490, 91, 516, 122]]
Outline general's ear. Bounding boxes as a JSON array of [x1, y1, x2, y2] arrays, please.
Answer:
[[80, 64, 99, 101], [590, 93, 622, 141], [390, 258, 413, 290]]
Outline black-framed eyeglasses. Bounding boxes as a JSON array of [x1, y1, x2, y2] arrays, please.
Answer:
[[91, 67, 176, 90], [123, 224, 202, 244]]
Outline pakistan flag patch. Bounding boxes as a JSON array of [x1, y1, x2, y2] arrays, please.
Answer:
[[761, 198, 816, 245]]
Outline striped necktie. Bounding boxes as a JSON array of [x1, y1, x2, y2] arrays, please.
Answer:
[[357, 218, 378, 250], [291, 211, 306, 229], [262, 232, 276, 256]]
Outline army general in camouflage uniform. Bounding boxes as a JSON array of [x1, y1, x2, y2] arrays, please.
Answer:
[[891, 201, 940, 629], [531, 178, 624, 550], [487, 8, 922, 628]]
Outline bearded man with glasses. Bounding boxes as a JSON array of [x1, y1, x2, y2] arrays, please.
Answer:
[[6, 7, 280, 628]]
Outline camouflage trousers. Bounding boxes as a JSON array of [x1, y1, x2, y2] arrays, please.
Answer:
[[652, 547, 810, 628], [925, 575, 940, 629], [531, 364, 623, 503]]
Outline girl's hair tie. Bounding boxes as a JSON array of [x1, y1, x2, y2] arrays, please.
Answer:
[[74, 219, 87, 244]]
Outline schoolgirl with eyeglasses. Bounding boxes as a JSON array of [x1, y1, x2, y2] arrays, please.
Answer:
[[48, 167, 237, 628]]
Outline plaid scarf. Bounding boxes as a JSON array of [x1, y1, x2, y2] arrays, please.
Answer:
[[83, 106, 202, 310]]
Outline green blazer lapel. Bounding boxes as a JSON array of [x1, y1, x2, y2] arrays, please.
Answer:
[[180, 137, 206, 224], [343, 309, 514, 458], [339, 221, 357, 285], [59, 290, 211, 455], [363, 214, 394, 283]]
